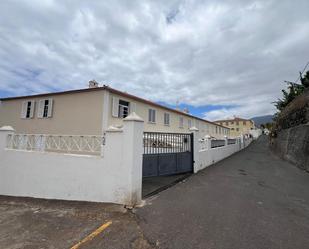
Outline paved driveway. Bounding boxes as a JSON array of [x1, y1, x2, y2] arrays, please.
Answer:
[[0, 197, 151, 249], [136, 136, 309, 249]]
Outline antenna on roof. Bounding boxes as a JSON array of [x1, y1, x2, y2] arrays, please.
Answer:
[[89, 80, 99, 88], [176, 100, 180, 111]]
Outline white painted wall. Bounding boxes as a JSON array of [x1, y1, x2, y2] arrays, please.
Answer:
[[191, 127, 252, 173], [249, 129, 262, 139], [0, 113, 144, 206]]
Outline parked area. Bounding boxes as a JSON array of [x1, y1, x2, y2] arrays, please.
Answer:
[[0, 196, 152, 249]]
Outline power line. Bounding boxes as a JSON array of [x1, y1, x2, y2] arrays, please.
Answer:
[[295, 61, 309, 83]]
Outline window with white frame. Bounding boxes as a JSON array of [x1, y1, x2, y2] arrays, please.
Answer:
[[188, 119, 192, 129], [112, 97, 135, 118], [196, 121, 199, 130], [164, 113, 170, 125], [38, 98, 53, 118], [118, 99, 130, 118], [179, 117, 184, 128], [21, 100, 35, 119], [148, 109, 156, 123]]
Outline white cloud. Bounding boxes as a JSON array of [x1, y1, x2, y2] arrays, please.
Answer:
[[0, 0, 308, 120]]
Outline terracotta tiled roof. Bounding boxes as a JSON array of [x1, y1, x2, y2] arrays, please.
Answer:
[[215, 117, 254, 123]]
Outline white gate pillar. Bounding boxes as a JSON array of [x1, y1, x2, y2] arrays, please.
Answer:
[[189, 126, 200, 173], [123, 112, 144, 206], [0, 126, 15, 150]]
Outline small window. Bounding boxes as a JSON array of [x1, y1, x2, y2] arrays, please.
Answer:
[[38, 98, 53, 118], [118, 99, 129, 118], [21, 100, 35, 119], [225, 122, 228, 125], [148, 109, 156, 123], [26, 101, 32, 118], [164, 113, 170, 126], [236, 128, 239, 131], [196, 121, 199, 129], [43, 99, 49, 117], [243, 121, 246, 125], [231, 121, 234, 125], [188, 119, 192, 128], [231, 128, 234, 130], [236, 121, 239, 126], [179, 117, 184, 128]]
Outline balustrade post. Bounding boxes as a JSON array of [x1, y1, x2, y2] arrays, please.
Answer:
[[224, 135, 228, 146]]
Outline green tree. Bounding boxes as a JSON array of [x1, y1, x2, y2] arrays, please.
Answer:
[[300, 71, 309, 88], [273, 70, 309, 112]]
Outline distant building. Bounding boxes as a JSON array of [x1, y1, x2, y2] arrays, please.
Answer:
[[214, 117, 255, 137]]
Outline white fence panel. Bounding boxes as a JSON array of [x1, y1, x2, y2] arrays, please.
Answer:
[[6, 134, 104, 156]]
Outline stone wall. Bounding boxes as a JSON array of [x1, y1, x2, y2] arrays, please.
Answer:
[[271, 89, 309, 172], [271, 124, 309, 172], [274, 89, 309, 131]]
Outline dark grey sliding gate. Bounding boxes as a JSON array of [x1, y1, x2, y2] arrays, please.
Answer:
[[143, 132, 193, 177]]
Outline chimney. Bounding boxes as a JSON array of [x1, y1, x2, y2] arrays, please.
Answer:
[[183, 107, 189, 114], [89, 80, 99, 88]]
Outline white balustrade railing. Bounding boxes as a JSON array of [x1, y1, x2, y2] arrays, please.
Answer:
[[6, 134, 104, 156], [199, 136, 244, 151]]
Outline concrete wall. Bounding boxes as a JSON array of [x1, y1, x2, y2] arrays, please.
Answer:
[[0, 113, 144, 206], [271, 124, 309, 172], [108, 92, 229, 139], [191, 128, 252, 173], [0, 91, 104, 135]]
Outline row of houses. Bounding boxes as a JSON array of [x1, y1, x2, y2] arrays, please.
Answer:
[[0, 81, 231, 138]]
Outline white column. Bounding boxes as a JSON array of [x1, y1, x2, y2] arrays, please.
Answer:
[[224, 135, 228, 146], [205, 135, 212, 150], [123, 112, 144, 206], [101, 90, 110, 134], [0, 126, 15, 151], [189, 126, 200, 173]]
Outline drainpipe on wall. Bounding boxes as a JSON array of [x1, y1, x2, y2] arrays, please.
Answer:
[[102, 89, 110, 135]]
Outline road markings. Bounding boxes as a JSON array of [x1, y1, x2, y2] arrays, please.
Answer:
[[70, 221, 112, 249]]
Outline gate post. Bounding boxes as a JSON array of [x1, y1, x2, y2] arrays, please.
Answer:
[[189, 127, 200, 173], [123, 112, 144, 206], [0, 126, 15, 150]]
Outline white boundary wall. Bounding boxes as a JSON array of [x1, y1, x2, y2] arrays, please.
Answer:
[[0, 113, 144, 206], [190, 127, 252, 173]]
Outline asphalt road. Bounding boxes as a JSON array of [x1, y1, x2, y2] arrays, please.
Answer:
[[136, 135, 309, 249]]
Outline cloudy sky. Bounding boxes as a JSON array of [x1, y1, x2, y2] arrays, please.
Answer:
[[0, 0, 308, 121]]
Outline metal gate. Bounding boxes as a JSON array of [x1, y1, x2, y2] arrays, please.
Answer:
[[143, 132, 194, 177]]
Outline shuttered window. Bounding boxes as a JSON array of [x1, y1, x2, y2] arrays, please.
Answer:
[[112, 97, 134, 118], [148, 109, 156, 123], [188, 119, 192, 128], [38, 98, 53, 118], [21, 100, 35, 119], [164, 113, 170, 125], [179, 117, 184, 128]]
